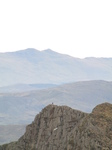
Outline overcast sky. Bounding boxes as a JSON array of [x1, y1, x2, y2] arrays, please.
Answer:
[[0, 0, 112, 58]]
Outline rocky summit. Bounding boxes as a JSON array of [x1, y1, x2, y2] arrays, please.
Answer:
[[0, 103, 112, 150]]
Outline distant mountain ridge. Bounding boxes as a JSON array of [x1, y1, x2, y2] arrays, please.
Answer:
[[0, 83, 58, 93], [0, 48, 112, 87]]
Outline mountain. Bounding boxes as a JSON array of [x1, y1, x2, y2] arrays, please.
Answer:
[[0, 48, 112, 87], [0, 83, 58, 93], [0, 103, 112, 149], [0, 80, 112, 125]]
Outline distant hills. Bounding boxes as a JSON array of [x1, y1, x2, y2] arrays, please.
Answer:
[[0, 80, 112, 125], [0, 48, 112, 87], [0, 83, 57, 93]]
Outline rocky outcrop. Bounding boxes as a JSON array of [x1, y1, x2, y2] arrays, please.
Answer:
[[0, 103, 112, 150]]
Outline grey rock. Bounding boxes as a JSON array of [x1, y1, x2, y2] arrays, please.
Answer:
[[1, 103, 112, 150]]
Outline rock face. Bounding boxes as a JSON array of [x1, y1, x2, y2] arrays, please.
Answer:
[[0, 103, 112, 150]]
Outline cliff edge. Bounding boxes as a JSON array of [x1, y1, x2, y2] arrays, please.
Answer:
[[0, 103, 112, 150]]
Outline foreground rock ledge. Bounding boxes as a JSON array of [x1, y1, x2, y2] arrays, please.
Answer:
[[0, 103, 112, 150]]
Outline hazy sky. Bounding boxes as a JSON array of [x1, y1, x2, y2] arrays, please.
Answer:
[[0, 0, 112, 58]]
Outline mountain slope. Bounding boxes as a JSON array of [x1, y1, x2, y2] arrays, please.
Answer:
[[0, 48, 112, 87], [0, 80, 112, 124], [0, 103, 112, 150]]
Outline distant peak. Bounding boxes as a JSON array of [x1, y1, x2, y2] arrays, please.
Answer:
[[43, 49, 57, 53], [25, 48, 38, 51], [20, 48, 39, 53], [44, 48, 53, 51], [42, 49, 65, 56], [11, 48, 41, 55]]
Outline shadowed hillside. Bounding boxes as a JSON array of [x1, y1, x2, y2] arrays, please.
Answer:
[[0, 125, 26, 145]]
